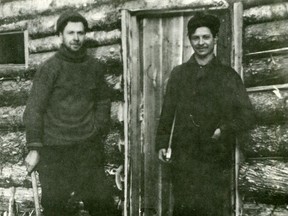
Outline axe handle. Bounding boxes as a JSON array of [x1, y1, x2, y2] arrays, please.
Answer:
[[31, 171, 41, 216], [8, 186, 15, 216]]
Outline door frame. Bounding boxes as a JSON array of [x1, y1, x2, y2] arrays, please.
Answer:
[[121, 3, 243, 216]]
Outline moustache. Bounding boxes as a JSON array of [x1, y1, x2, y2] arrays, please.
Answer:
[[195, 46, 207, 49], [71, 42, 81, 46]]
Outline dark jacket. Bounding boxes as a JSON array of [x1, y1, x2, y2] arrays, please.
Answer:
[[24, 45, 111, 149], [155, 55, 255, 167]]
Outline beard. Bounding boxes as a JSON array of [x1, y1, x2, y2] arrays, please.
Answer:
[[62, 40, 85, 53]]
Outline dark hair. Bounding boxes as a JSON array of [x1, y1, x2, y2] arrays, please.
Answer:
[[56, 11, 89, 35], [187, 12, 220, 38]]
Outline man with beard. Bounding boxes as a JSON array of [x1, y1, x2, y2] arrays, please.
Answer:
[[156, 12, 255, 216], [24, 11, 118, 216]]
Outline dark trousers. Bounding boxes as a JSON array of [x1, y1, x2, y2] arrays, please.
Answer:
[[172, 160, 232, 216], [37, 140, 119, 216]]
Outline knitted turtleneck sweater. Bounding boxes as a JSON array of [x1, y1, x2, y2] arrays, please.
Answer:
[[24, 45, 111, 149]]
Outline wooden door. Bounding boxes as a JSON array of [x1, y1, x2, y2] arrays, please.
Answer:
[[122, 4, 242, 216]]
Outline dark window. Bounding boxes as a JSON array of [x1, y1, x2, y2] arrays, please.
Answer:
[[0, 32, 26, 64]]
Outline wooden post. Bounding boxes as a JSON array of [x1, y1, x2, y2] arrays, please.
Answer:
[[8, 187, 16, 216], [121, 9, 142, 216], [121, 10, 130, 216], [31, 171, 41, 216], [232, 2, 243, 216]]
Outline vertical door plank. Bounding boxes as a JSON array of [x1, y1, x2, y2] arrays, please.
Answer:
[[183, 15, 194, 63], [160, 16, 184, 216], [162, 16, 184, 94], [216, 10, 232, 66], [142, 17, 163, 216], [121, 10, 130, 216], [123, 12, 142, 216], [232, 3, 244, 216]]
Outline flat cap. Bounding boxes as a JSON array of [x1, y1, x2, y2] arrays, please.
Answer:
[[56, 10, 89, 34], [187, 12, 220, 37]]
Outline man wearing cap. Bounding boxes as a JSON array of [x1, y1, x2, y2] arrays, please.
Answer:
[[156, 12, 255, 215], [24, 11, 118, 216]]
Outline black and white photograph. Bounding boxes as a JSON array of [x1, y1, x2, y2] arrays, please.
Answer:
[[0, 0, 288, 215]]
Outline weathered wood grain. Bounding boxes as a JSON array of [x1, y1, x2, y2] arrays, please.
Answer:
[[0, 131, 26, 165], [0, 73, 122, 107], [0, 65, 28, 79], [0, 164, 30, 188], [105, 129, 124, 165], [240, 124, 288, 157], [245, 20, 288, 53], [0, 5, 120, 37], [88, 44, 121, 65], [242, 203, 288, 216], [248, 90, 288, 124], [0, 0, 86, 19], [243, 0, 288, 9], [142, 17, 163, 214], [0, 102, 122, 130], [239, 160, 288, 204], [0, 130, 123, 188], [0, 106, 25, 129], [29, 44, 121, 70], [0, 61, 122, 81], [244, 2, 288, 24], [0, 187, 36, 213], [0, 0, 228, 21], [29, 29, 121, 53], [0, 80, 31, 107], [244, 53, 288, 87]]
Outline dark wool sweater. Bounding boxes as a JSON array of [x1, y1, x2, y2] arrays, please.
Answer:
[[24, 45, 111, 149]]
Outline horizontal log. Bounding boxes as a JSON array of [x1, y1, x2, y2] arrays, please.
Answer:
[[0, 60, 122, 81], [85, 29, 121, 48], [105, 74, 123, 92], [0, 164, 30, 188], [239, 159, 288, 204], [89, 44, 121, 65], [0, 0, 228, 22], [0, 131, 26, 165], [242, 0, 288, 9], [244, 52, 288, 87], [0, 128, 123, 171], [29, 51, 54, 71], [0, 106, 25, 129], [248, 90, 288, 124], [0, 100, 122, 129], [0, 5, 120, 38], [0, 80, 31, 107], [243, 203, 288, 216], [240, 124, 288, 157], [245, 20, 288, 53], [0, 65, 29, 79], [243, 2, 288, 24], [29, 29, 121, 53], [0, 0, 96, 19], [0, 19, 27, 32], [0, 187, 37, 213], [29, 44, 121, 70], [110, 101, 124, 124], [105, 129, 124, 164], [0, 74, 122, 107], [29, 35, 60, 53]]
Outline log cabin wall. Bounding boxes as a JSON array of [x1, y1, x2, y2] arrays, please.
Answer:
[[0, 0, 287, 215], [240, 0, 288, 215], [0, 0, 125, 214], [0, 0, 230, 215]]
